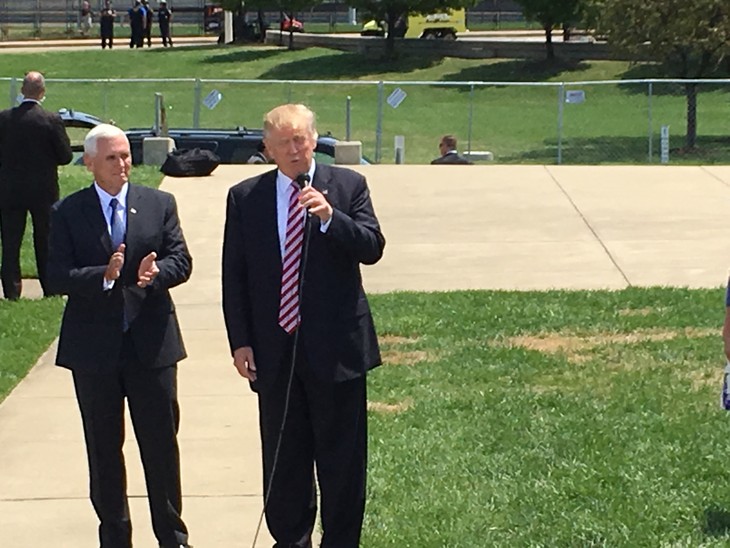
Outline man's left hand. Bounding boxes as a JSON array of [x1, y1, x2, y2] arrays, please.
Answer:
[[137, 251, 159, 287], [299, 186, 333, 223]]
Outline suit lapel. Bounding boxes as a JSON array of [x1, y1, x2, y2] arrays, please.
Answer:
[[124, 183, 140, 261], [80, 184, 112, 254]]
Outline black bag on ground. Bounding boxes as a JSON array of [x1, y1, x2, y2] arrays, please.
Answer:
[[161, 148, 220, 177]]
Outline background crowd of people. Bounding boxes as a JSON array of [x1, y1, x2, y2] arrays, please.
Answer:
[[82, 0, 173, 49]]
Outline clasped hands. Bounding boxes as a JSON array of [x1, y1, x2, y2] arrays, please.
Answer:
[[104, 243, 160, 288]]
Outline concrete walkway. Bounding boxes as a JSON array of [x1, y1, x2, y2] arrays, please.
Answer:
[[2, 164, 730, 547]]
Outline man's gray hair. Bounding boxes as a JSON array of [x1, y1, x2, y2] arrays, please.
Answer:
[[84, 124, 127, 157]]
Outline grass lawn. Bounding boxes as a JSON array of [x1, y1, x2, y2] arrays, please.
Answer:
[[1, 46, 728, 164], [365, 287, 730, 546]]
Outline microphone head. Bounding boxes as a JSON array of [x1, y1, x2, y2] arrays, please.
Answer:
[[294, 172, 311, 189]]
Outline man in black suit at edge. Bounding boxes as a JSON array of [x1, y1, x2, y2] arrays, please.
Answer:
[[222, 103, 385, 547], [430, 134, 473, 165], [47, 124, 193, 548], [0, 71, 72, 300]]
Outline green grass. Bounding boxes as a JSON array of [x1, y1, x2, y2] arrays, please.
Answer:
[[1, 46, 728, 164], [0, 297, 65, 400], [365, 287, 730, 546], [0, 23, 207, 40]]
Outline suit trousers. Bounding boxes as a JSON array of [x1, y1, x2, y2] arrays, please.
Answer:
[[0, 205, 51, 299], [71, 335, 189, 548], [258, 342, 368, 548]]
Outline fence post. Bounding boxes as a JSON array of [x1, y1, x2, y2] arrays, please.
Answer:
[[466, 83, 474, 155], [647, 82, 653, 163], [102, 79, 109, 121], [193, 78, 202, 128], [556, 83, 565, 165], [9, 78, 18, 108], [375, 81, 384, 164], [345, 95, 352, 141]]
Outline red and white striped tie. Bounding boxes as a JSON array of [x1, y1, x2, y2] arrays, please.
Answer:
[[278, 182, 305, 334]]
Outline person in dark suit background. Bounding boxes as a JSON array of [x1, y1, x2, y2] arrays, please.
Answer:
[[158, 0, 173, 47], [47, 124, 193, 548], [222, 103, 385, 547], [100, 1, 117, 49], [0, 71, 72, 300], [431, 134, 473, 164]]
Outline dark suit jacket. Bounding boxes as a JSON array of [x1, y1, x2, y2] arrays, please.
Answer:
[[222, 164, 385, 390], [0, 101, 73, 209], [431, 151, 472, 165], [48, 183, 192, 374]]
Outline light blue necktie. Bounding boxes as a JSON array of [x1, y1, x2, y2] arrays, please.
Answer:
[[109, 198, 125, 249]]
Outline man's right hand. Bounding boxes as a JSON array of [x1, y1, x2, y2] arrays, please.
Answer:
[[233, 346, 257, 381], [104, 243, 126, 282]]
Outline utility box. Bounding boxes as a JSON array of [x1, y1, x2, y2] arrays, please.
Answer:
[[143, 137, 175, 166], [334, 141, 362, 165]]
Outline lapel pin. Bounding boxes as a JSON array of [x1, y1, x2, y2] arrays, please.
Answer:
[[322, 190, 328, 195], [130, 208, 137, 214]]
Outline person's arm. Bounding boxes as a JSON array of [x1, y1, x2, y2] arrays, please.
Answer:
[[51, 114, 73, 166], [47, 202, 112, 297], [145, 193, 192, 290], [222, 188, 252, 353], [310, 174, 385, 265]]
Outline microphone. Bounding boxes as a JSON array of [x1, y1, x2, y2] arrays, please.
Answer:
[[294, 172, 311, 190]]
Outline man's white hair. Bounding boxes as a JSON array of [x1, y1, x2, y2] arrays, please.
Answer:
[[84, 124, 127, 157]]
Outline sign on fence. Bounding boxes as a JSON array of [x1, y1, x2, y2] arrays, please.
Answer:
[[565, 90, 585, 104], [203, 89, 223, 110], [660, 125, 670, 164], [387, 88, 407, 109]]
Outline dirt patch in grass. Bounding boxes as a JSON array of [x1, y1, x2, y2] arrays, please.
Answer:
[[368, 398, 413, 414], [382, 349, 431, 366], [502, 327, 718, 363]]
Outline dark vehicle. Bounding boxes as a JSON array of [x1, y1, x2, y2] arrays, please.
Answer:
[[59, 109, 367, 165]]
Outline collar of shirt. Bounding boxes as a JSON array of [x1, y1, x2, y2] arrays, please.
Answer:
[[276, 160, 316, 257], [94, 181, 129, 229], [20, 98, 41, 105]]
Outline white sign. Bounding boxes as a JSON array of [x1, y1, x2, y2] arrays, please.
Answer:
[[660, 125, 670, 164], [565, 90, 585, 104], [386, 88, 407, 109], [203, 89, 222, 110]]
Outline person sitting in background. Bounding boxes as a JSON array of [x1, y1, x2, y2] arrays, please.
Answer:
[[431, 134, 473, 165], [246, 141, 273, 164]]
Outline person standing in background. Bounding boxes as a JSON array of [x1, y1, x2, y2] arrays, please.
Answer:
[[431, 134, 473, 165], [80, 0, 92, 36], [142, 0, 154, 47], [158, 0, 173, 47], [100, 1, 117, 49], [0, 71, 72, 300], [128, 0, 146, 48]]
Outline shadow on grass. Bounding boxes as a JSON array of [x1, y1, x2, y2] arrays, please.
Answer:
[[259, 51, 444, 80], [616, 63, 730, 96], [199, 46, 285, 64], [702, 505, 730, 537], [499, 135, 730, 165], [442, 58, 592, 84]]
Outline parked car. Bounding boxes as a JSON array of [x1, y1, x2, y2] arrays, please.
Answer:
[[59, 109, 368, 165]]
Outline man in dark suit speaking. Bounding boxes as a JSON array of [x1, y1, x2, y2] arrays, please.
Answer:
[[222, 104, 385, 547], [0, 71, 72, 300], [47, 124, 193, 548]]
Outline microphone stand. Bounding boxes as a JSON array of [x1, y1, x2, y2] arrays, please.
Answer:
[[251, 173, 314, 548]]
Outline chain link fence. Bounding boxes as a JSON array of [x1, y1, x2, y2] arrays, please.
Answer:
[[3, 76, 729, 164]]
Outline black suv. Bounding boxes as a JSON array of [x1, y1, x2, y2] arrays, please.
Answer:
[[59, 109, 367, 165]]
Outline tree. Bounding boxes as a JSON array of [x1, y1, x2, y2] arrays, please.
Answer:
[[348, 0, 473, 57], [597, 0, 730, 149], [514, 0, 583, 60]]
